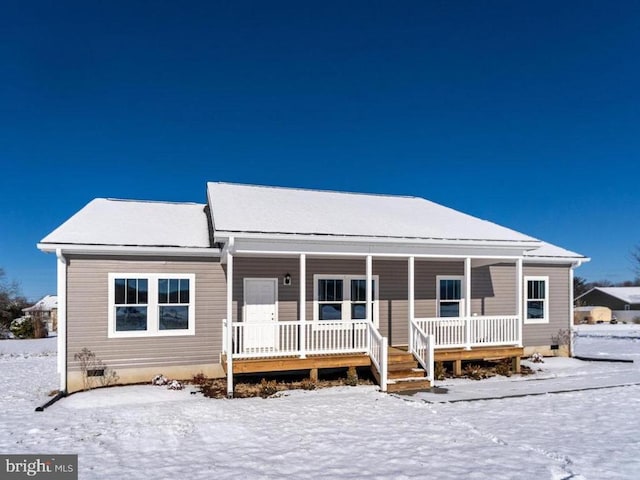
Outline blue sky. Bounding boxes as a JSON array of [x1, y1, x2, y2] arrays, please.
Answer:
[[2, 0, 640, 301]]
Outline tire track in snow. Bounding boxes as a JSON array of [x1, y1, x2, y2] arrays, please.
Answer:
[[443, 412, 583, 480]]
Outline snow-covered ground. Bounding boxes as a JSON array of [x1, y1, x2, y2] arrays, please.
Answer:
[[1, 327, 639, 479]]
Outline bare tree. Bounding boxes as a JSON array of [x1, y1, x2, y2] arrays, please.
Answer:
[[0, 268, 29, 329], [573, 275, 590, 300], [631, 245, 640, 279]]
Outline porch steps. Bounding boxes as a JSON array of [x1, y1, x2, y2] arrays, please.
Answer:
[[384, 348, 431, 393]]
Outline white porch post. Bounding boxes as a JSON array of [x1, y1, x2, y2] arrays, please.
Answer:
[[299, 254, 306, 359], [226, 238, 235, 398], [366, 255, 373, 324], [464, 257, 472, 350], [516, 257, 523, 347], [408, 256, 415, 353]]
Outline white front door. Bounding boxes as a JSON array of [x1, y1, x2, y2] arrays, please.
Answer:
[[243, 278, 278, 351]]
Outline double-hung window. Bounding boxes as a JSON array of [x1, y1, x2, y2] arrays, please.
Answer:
[[114, 278, 148, 331], [524, 276, 549, 324], [108, 273, 195, 337], [437, 276, 464, 317], [314, 275, 378, 324], [317, 279, 344, 320]]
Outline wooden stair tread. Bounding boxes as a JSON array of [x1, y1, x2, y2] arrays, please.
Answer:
[[388, 368, 426, 379]]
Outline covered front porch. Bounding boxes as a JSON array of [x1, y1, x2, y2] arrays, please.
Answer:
[[220, 238, 526, 396]]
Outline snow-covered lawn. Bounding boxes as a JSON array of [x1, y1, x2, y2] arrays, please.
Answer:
[[1, 328, 639, 479]]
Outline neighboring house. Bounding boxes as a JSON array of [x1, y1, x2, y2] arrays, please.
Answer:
[[22, 294, 58, 332], [38, 182, 588, 395], [573, 306, 612, 324], [575, 287, 640, 323]]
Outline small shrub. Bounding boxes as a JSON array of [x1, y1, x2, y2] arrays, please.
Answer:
[[494, 361, 512, 377], [259, 379, 278, 397], [10, 317, 34, 339], [529, 352, 544, 363], [151, 374, 169, 386], [463, 363, 492, 380], [632, 317, 640, 325], [551, 328, 572, 347], [192, 372, 208, 386], [74, 348, 119, 390], [167, 380, 184, 390], [300, 378, 317, 390], [10, 316, 48, 339], [434, 362, 447, 381]]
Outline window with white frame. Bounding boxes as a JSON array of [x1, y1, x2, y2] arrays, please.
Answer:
[[108, 273, 195, 337], [314, 275, 378, 324], [436, 276, 464, 317], [524, 276, 549, 324]]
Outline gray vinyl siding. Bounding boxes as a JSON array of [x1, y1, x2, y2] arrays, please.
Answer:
[[522, 264, 571, 347], [232, 258, 571, 349], [66, 255, 225, 372], [470, 263, 517, 316]]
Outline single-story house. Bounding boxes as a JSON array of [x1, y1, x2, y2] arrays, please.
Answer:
[[38, 182, 588, 396], [22, 294, 58, 332], [575, 287, 640, 323]]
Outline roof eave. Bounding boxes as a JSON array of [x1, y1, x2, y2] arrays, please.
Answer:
[[37, 243, 220, 257], [214, 230, 541, 249]]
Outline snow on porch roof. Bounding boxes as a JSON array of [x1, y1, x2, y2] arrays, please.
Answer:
[[40, 198, 210, 248], [207, 182, 539, 244]]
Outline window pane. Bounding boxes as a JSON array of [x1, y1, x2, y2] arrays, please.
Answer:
[[351, 280, 365, 302], [115, 306, 147, 331], [138, 279, 148, 304], [319, 304, 342, 320], [159, 306, 189, 330], [158, 279, 168, 304], [319, 280, 343, 301], [115, 279, 126, 304], [168, 279, 179, 303], [440, 279, 462, 300], [126, 279, 137, 304], [352, 303, 366, 319], [179, 279, 190, 303], [528, 280, 545, 300], [440, 301, 460, 317], [527, 300, 544, 319]]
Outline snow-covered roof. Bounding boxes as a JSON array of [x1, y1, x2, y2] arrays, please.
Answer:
[[588, 287, 640, 305], [207, 182, 539, 244], [523, 241, 586, 260], [40, 198, 210, 248], [23, 294, 57, 312]]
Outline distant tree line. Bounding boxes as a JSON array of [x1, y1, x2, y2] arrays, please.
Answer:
[[0, 268, 29, 330], [573, 243, 640, 299]]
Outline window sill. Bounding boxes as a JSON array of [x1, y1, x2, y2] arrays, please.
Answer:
[[108, 329, 195, 339], [523, 319, 549, 325]]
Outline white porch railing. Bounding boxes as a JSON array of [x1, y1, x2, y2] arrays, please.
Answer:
[[225, 320, 372, 357], [367, 323, 388, 392], [409, 319, 434, 381], [415, 315, 521, 350], [223, 319, 389, 391]]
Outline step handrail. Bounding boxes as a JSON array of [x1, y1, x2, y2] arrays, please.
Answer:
[[410, 318, 434, 382], [367, 322, 388, 392]]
